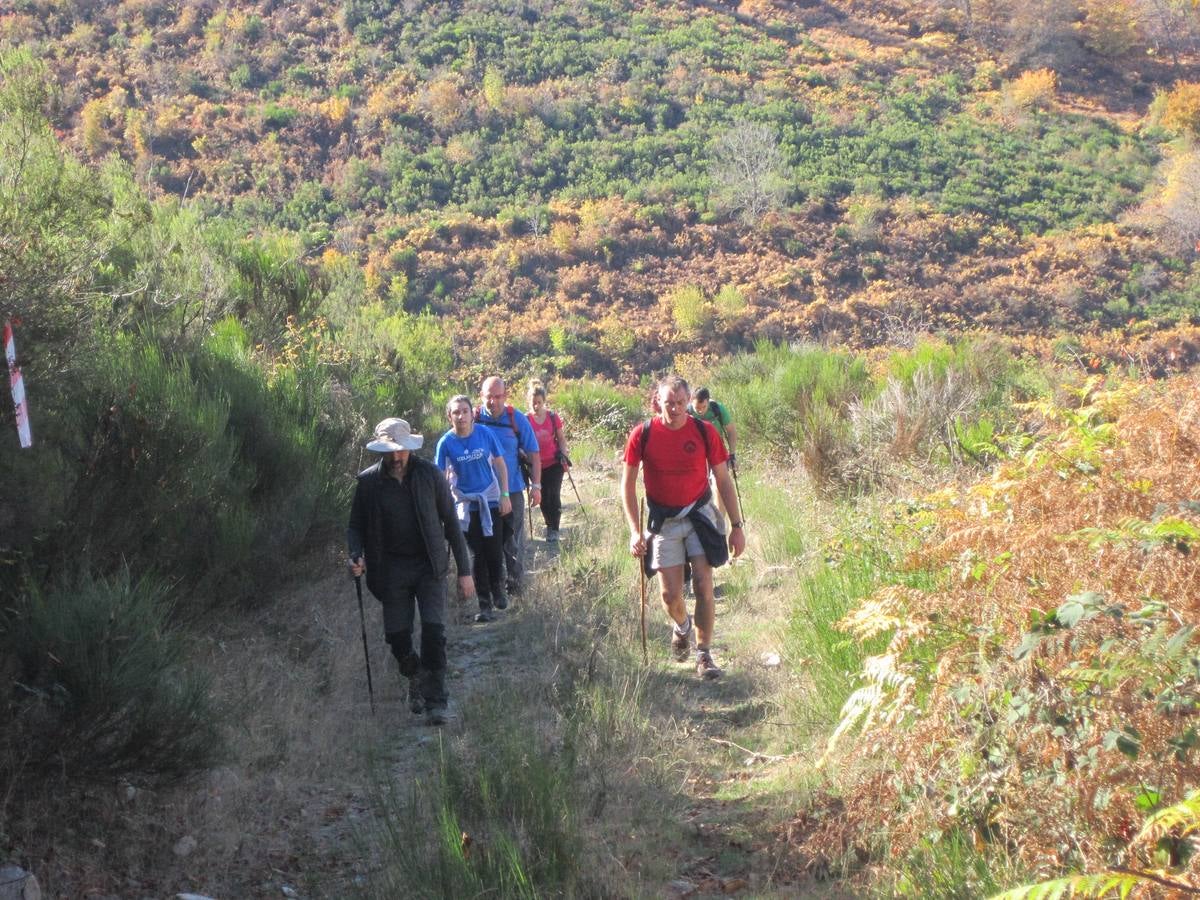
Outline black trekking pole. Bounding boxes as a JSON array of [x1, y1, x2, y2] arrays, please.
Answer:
[[730, 459, 746, 525], [561, 453, 588, 520], [353, 571, 376, 715]]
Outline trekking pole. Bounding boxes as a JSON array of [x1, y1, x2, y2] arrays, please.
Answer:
[[562, 454, 588, 521], [730, 460, 746, 525], [638, 498, 648, 666], [528, 487, 535, 540], [353, 572, 376, 715]]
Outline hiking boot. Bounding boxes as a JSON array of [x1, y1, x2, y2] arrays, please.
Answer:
[[493, 591, 509, 611], [408, 679, 424, 715], [671, 624, 693, 662], [425, 704, 449, 726], [546, 529, 560, 543], [696, 650, 722, 681], [473, 607, 495, 623]]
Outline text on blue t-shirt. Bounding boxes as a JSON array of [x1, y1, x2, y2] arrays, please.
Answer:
[[435, 426, 504, 498]]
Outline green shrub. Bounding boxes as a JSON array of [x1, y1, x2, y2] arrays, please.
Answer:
[[1, 568, 222, 785], [42, 325, 352, 599], [261, 102, 299, 129], [714, 283, 747, 320], [667, 284, 714, 337], [553, 380, 642, 442], [714, 341, 871, 479]]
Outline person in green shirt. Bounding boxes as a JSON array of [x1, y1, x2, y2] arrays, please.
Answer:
[[689, 388, 738, 523], [690, 388, 736, 463]]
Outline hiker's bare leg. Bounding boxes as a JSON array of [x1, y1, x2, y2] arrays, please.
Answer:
[[689, 554, 715, 647], [659, 564, 688, 626]]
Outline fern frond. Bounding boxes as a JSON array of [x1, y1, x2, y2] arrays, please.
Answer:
[[818, 653, 914, 766], [1136, 790, 1200, 844], [989, 871, 1143, 900]]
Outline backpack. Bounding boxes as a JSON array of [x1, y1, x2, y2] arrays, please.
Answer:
[[702, 400, 729, 444], [639, 414, 711, 460], [475, 403, 533, 483]]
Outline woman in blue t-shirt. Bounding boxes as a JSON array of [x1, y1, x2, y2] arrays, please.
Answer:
[[436, 395, 512, 621]]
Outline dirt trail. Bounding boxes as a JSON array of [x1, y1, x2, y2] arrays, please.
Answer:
[[104, 466, 815, 898]]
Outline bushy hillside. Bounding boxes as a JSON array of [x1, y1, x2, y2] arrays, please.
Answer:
[[5, 0, 1200, 378]]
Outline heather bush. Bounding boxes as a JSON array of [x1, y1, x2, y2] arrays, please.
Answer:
[[0, 568, 221, 787]]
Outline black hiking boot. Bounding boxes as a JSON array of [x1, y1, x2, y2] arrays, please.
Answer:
[[408, 679, 424, 715]]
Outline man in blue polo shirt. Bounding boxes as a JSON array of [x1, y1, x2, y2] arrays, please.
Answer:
[[475, 376, 541, 596]]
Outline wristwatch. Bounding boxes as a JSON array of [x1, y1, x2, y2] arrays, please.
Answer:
[[730, 521, 744, 529], [532, 483, 541, 489]]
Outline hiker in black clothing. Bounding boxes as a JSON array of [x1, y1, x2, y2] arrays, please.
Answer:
[[347, 418, 474, 726]]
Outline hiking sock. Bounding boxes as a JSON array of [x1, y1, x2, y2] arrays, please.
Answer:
[[673, 615, 693, 638]]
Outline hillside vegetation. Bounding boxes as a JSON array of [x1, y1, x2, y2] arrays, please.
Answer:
[[6, 0, 1200, 378]]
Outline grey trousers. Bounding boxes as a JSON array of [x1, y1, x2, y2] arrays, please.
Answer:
[[503, 489, 527, 589]]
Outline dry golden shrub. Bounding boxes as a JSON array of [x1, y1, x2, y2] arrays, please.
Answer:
[[1161, 82, 1200, 139], [807, 376, 1200, 878], [1005, 67, 1058, 111]]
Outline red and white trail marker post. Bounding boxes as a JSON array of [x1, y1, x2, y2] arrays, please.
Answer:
[[4, 319, 32, 448]]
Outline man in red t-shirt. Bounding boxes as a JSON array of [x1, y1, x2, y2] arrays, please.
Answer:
[[621, 375, 746, 679]]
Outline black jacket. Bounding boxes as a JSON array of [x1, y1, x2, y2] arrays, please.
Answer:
[[347, 456, 471, 599]]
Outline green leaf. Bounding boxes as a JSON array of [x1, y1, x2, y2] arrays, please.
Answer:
[[1102, 727, 1142, 759], [1056, 599, 1087, 628], [1134, 788, 1161, 812]]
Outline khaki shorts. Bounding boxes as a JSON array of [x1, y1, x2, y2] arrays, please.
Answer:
[[649, 502, 726, 570]]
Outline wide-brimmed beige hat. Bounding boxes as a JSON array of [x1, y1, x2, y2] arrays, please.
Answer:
[[366, 418, 424, 452]]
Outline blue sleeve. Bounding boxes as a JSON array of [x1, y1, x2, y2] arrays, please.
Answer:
[[434, 435, 449, 471], [516, 411, 539, 454]]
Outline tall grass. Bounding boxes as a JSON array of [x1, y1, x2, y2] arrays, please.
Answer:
[[712, 338, 1044, 487], [713, 340, 874, 482], [370, 714, 580, 899]]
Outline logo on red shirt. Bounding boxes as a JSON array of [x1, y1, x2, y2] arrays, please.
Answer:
[[683, 440, 697, 453]]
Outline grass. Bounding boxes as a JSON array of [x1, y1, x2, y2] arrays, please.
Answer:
[[886, 829, 1028, 899], [361, 506, 685, 897]]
